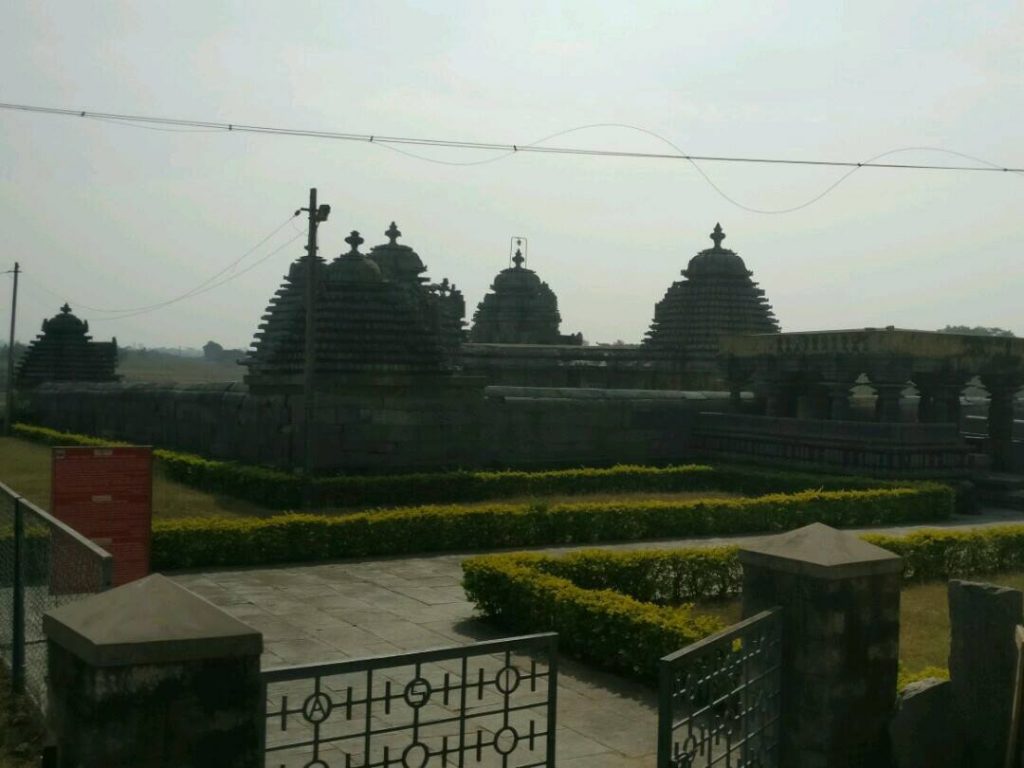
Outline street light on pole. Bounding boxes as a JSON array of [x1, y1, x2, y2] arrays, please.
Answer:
[[298, 189, 330, 506]]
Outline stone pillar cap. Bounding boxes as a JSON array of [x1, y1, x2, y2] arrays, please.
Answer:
[[43, 574, 262, 667], [738, 522, 903, 579]]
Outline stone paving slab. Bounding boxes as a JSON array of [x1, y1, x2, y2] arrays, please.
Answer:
[[173, 507, 1023, 767]]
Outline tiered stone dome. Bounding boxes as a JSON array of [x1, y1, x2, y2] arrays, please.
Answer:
[[244, 231, 450, 392], [470, 242, 568, 345], [15, 304, 118, 388], [644, 224, 779, 361], [368, 222, 466, 358], [368, 221, 428, 287]]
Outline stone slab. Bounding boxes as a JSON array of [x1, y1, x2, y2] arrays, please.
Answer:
[[889, 678, 960, 768], [738, 522, 903, 579], [44, 573, 262, 667]]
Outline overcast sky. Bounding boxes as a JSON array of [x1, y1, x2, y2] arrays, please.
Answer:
[[1, 1, 1022, 350]]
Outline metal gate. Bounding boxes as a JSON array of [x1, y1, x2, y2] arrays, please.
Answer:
[[658, 608, 781, 768], [262, 633, 557, 768]]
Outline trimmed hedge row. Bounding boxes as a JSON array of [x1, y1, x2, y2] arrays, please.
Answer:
[[864, 525, 1024, 581], [463, 525, 1024, 684], [149, 485, 953, 569], [461, 553, 725, 680], [13, 423, 935, 511]]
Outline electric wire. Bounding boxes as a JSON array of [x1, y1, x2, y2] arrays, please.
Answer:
[[18, 222, 304, 321], [3, 101, 1019, 172], [87, 230, 305, 321], [4, 101, 1021, 216]]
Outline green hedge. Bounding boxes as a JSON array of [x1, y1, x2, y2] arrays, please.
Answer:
[[461, 553, 725, 680], [864, 525, 1024, 581], [14, 423, 946, 511], [463, 525, 1024, 685], [149, 485, 953, 570], [537, 547, 743, 603]]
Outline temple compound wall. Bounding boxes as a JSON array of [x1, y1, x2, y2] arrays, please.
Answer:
[[27, 381, 737, 472], [720, 327, 1024, 472]]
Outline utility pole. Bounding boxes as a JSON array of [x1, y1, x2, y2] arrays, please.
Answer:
[[298, 190, 330, 506], [5, 262, 19, 435]]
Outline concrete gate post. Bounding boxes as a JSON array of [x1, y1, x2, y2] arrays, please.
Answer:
[[43, 574, 264, 768], [740, 523, 902, 768]]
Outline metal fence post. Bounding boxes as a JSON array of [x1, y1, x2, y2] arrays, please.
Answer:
[[11, 496, 25, 694], [657, 658, 671, 768], [546, 634, 558, 767]]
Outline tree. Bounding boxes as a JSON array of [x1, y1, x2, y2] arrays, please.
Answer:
[[203, 340, 225, 361], [937, 326, 1016, 338]]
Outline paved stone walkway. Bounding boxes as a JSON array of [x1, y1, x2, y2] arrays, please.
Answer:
[[172, 508, 1023, 767]]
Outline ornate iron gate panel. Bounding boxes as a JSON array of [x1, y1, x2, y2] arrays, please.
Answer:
[[262, 633, 557, 768], [658, 608, 781, 768]]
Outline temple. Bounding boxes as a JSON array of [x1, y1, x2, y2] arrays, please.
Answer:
[[367, 222, 466, 363], [20, 220, 1024, 480], [644, 223, 779, 368], [15, 304, 118, 388], [469, 239, 582, 345], [244, 229, 451, 393]]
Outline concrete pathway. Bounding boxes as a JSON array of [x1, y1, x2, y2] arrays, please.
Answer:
[[172, 507, 1023, 767]]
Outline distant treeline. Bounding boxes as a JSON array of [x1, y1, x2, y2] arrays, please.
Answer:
[[936, 325, 1016, 338]]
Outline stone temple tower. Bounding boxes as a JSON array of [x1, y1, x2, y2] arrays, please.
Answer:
[[15, 303, 118, 388], [367, 222, 466, 363], [244, 231, 450, 392], [644, 224, 779, 367], [470, 239, 580, 345]]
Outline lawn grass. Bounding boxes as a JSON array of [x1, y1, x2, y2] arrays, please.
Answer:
[[117, 352, 243, 384], [0, 437, 740, 520], [692, 570, 1024, 676], [0, 437, 274, 519]]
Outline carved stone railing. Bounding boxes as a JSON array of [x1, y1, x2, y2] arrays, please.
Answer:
[[692, 412, 970, 477]]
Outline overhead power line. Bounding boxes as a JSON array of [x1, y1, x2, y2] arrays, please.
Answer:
[[2, 102, 1023, 214], [3, 101, 1021, 173], [20, 219, 305, 321]]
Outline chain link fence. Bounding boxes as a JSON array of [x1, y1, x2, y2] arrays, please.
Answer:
[[0, 490, 16, 674], [0, 481, 113, 710]]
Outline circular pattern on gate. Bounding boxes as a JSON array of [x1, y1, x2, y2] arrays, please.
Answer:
[[403, 677, 432, 709], [402, 741, 430, 768], [493, 725, 519, 755], [302, 761, 329, 768], [301, 692, 333, 724], [494, 665, 521, 695]]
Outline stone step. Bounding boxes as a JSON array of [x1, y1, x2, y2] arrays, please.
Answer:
[[975, 472, 1024, 510], [975, 472, 1024, 492], [988, 489, 1024, 511]]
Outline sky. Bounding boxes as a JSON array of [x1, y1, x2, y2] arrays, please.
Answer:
[[1, 0, 1022, 349]]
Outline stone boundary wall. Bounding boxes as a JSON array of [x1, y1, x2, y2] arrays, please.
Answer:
[[24, 382, 738, 471], [692, 412, 971, 478]]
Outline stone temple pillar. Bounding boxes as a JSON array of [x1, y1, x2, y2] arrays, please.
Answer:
[[915, 373, 966, 425], [824, 380, 852, 421], [873, 382, 905, 423], [763, 382, 798, 418], [740, 523, 902, 768], [981, 375, 1020, 472]]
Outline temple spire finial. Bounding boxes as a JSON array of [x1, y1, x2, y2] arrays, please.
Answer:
[[60, 303, 72, 314], [345, 231, 364, 253], [710, 223, 725, 250], [511, 237, 525, 269], [385, 221, 401, 245]]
